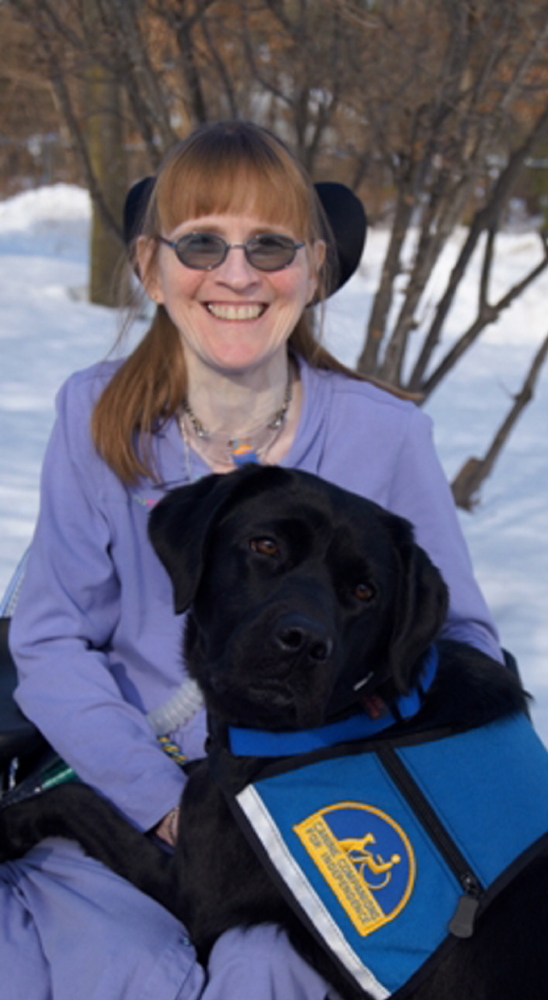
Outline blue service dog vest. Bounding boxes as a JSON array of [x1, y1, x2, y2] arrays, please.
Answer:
[[217, 712, 548, 999]]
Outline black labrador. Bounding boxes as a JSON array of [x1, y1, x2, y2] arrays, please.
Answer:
[[0, 465, 545, 1000]]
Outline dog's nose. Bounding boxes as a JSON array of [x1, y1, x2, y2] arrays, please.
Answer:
[[274, 615, 334, 663]]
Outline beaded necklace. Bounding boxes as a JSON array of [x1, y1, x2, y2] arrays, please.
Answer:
[[179, 365, 293, 471]]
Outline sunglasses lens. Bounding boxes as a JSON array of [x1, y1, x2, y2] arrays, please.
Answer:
[[175, 233, 226, 269], [247, 235, 298, 271]]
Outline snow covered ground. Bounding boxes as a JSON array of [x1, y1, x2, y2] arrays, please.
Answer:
[[1, 185, 547, 738]]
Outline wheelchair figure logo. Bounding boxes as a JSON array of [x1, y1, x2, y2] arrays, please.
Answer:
[[294, 802, 415, 936], [339, 831, 402, 890]]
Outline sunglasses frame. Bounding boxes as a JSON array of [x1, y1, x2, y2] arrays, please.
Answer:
[[156, 232, 305, 272]]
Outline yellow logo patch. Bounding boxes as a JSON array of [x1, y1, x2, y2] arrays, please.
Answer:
[[293, 801, 415, 936]]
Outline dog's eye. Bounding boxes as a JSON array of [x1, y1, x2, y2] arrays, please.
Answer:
[[354, 583, 376, 603], [250, 537, 280, 557]]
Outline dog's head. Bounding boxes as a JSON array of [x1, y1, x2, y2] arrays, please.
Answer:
[[149, 466, 448, 730]]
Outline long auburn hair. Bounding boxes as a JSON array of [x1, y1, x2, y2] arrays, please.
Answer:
[[92, 121, 365, 484]]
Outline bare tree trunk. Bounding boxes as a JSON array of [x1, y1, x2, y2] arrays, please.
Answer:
[[84, 27, 127, 306], [356, 186, 415, 374]]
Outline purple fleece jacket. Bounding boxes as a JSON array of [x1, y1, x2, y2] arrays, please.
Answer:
[[10, 355, 501, 832]]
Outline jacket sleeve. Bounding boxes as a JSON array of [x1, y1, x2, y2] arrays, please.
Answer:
[[9, 373, 186, 831], [388, 405, 503, 661]]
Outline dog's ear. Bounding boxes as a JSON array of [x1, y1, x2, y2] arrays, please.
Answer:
[[382, 513, 449, 694], [149, 464, 292, 613], [149, 471, 252, 613], [148, 475, 224, 612]]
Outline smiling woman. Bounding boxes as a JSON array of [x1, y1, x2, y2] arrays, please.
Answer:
[[4, 119, 505, 1000], [95, 121, 335, 480]]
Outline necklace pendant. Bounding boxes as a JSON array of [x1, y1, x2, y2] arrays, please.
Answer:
[[231, 442, 259, 467]]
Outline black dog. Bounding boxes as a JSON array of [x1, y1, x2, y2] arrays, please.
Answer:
[[0, 465, 545, 1000]]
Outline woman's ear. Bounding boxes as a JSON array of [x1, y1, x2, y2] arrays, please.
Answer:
[[136, 236, 164, 303]]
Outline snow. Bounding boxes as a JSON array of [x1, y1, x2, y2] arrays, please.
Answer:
[[1, 185, 547, 738]]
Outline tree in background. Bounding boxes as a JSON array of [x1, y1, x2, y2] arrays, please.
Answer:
[[2, 0, 548, 506], [342, 0, 548, 507], [0, 8, 79, 191], [82, 0, 128, 306]]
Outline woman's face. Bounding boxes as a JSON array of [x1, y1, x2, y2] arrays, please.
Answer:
[[139, 211, 322, 375]]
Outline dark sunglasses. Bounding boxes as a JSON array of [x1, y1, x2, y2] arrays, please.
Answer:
[[156, 232, 305, 272]]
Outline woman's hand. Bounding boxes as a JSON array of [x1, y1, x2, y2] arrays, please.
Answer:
[[153, 806, 180, 847]]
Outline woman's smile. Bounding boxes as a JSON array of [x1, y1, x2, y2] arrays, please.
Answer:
[[204, 301, 268, 321]]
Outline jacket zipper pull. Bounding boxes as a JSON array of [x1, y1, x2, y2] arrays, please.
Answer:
[[448, 874, 481, 938]]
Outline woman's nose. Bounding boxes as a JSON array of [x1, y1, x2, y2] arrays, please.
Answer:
[[214, 246, 260, 288]]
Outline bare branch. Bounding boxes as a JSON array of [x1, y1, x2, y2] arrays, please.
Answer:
[[356, 187, 415, 374], [478, 225, 496, 312], [200, 11, 239, 120], [106, 0, 177, 151], [408, 100, 548, 391], [24, 6, 124, 241], [451, 330, 548, 509], [421, 233, 548, 398]]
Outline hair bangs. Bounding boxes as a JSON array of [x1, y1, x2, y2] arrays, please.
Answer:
[[152, 124, 318, 242]]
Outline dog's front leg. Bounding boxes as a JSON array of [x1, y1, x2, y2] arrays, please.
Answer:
[[0, 784, 178, 915], [177, 759, 295, 960]]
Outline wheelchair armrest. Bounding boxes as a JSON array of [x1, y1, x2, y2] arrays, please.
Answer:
[[0, 617, 48, 766]]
